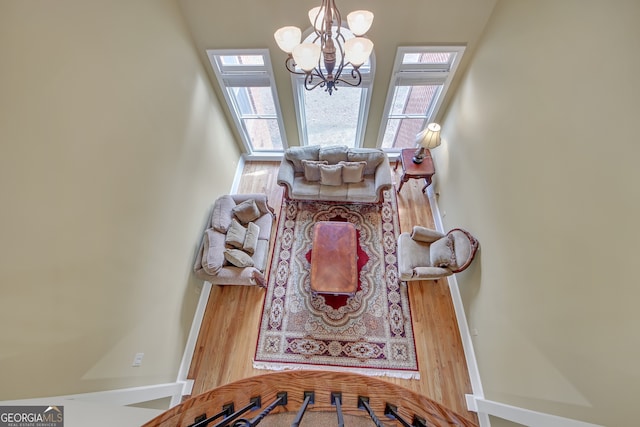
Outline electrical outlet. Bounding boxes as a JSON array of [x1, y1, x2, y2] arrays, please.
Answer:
[[132, 352, 144, 367], [471, 328, 479, 337]]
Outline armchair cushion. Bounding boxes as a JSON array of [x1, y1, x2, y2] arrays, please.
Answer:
[[302, 160, 328, 182], [224, 248, 255, 268], [430, 234, 457, 268], [232, 198, 261, 224], [225, 218, 247, 249]]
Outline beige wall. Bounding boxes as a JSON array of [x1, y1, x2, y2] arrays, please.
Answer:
[[178, 0, 497, 148], [436, 1, 640, 425], [0, 0, 239, 398]]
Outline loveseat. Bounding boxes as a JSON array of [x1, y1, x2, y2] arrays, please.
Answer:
[[277, 145, 393, 204], [193, 194, 275, 287]]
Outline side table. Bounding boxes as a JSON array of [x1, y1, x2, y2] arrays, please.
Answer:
[[395, 148, 435, 193]]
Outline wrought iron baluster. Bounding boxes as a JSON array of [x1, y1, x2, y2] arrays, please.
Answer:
[[233, 392, 287, 427], [212, 397, 260, 427], [384, 403, 412, 427], [291, 391, 314, 427], [190, 404, 234, 427], [357, 396, 385, 427], [331, 392, 345, 427]]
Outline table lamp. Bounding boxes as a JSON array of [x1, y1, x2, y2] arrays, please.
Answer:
[[413, 122, 441, 164]]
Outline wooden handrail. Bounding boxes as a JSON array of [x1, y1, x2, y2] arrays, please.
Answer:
[[143, 370, 478, 427]]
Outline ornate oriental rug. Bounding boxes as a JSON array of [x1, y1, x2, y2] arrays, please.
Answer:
[[254, 190, 419, 379]]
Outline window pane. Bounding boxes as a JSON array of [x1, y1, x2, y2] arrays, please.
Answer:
[[402, 52, 451, 64], [390, 85, 440, 116], [220, 55, 264, 66], [381, 118, 425, 149], [230, 87, 276, 116], [243, 118, 283, 150], [304, 85, 363, 147]]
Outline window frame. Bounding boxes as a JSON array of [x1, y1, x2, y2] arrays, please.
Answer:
[[206, 48, 288, 155], [291, 28, 375, 149], [377, 46, 465, 151]]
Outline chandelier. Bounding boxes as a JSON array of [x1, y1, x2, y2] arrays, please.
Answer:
[[274, 0, 374, 95]]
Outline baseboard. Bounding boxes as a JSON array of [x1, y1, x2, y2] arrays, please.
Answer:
[[171, 281, 212, 407], [426, 185, 486, 423]]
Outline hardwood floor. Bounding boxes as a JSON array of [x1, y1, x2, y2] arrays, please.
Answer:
[[187, 161, 477, 423]]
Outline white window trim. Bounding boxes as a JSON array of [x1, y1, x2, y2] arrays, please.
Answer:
[[206, 48, 288, 155], [377, 46, 465, 151], [291, 28, 375, 148]]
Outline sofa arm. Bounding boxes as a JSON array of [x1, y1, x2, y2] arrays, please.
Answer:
[[198, 265, 264, 287], [276, 159, 295, 197], [373, 158, 393, 201], [412, 266, 451, 279], [411, 226, 444, 243]]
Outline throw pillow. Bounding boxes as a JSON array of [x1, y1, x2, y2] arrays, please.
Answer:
[[242, 222, 260, 255], [319, 163, 343, 186], [430, 233, 457, 268], [302, 160, 328, 182], [224, 248, 255, 268], [339, 161, 366, 183], [232, 199, 261, 224], [225, 218, 247, 249]]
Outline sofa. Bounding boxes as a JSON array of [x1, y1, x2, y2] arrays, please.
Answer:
[[277, 145, 393, 203], [193, 194, 275, 287]]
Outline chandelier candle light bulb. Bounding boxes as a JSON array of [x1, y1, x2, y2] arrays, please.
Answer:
[[274, 0, 374, 95]]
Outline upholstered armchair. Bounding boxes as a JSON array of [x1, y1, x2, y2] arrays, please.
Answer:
[[397, 226, 479, 282]]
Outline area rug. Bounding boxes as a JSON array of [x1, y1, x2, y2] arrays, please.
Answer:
[[253, 190, 419, 379]]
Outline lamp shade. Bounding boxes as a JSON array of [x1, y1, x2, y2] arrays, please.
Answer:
[[415, 122, 442, 149], [292, 42, 321, 72], [308, 6, 332, 31], [347, 10, 374, 36], [274, 26, 302, 54], [344, 38, 373, 67]]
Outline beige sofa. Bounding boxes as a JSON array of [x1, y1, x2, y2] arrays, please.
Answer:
[[193, 194, 275, 287], [277, 145, 392, 203]]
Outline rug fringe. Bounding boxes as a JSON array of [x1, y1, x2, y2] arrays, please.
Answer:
[[253, 360, 420, 380]]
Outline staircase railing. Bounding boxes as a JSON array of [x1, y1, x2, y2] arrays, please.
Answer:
[[143, 370, 478, 427]]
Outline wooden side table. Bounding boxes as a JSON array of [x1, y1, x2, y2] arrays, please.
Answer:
[[395, 148, 435, 193]]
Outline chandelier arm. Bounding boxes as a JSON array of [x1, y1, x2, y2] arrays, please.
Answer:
[[334, 68, 363, 87], [284, 56, 308, 76], [304, 74, 327, 91]]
